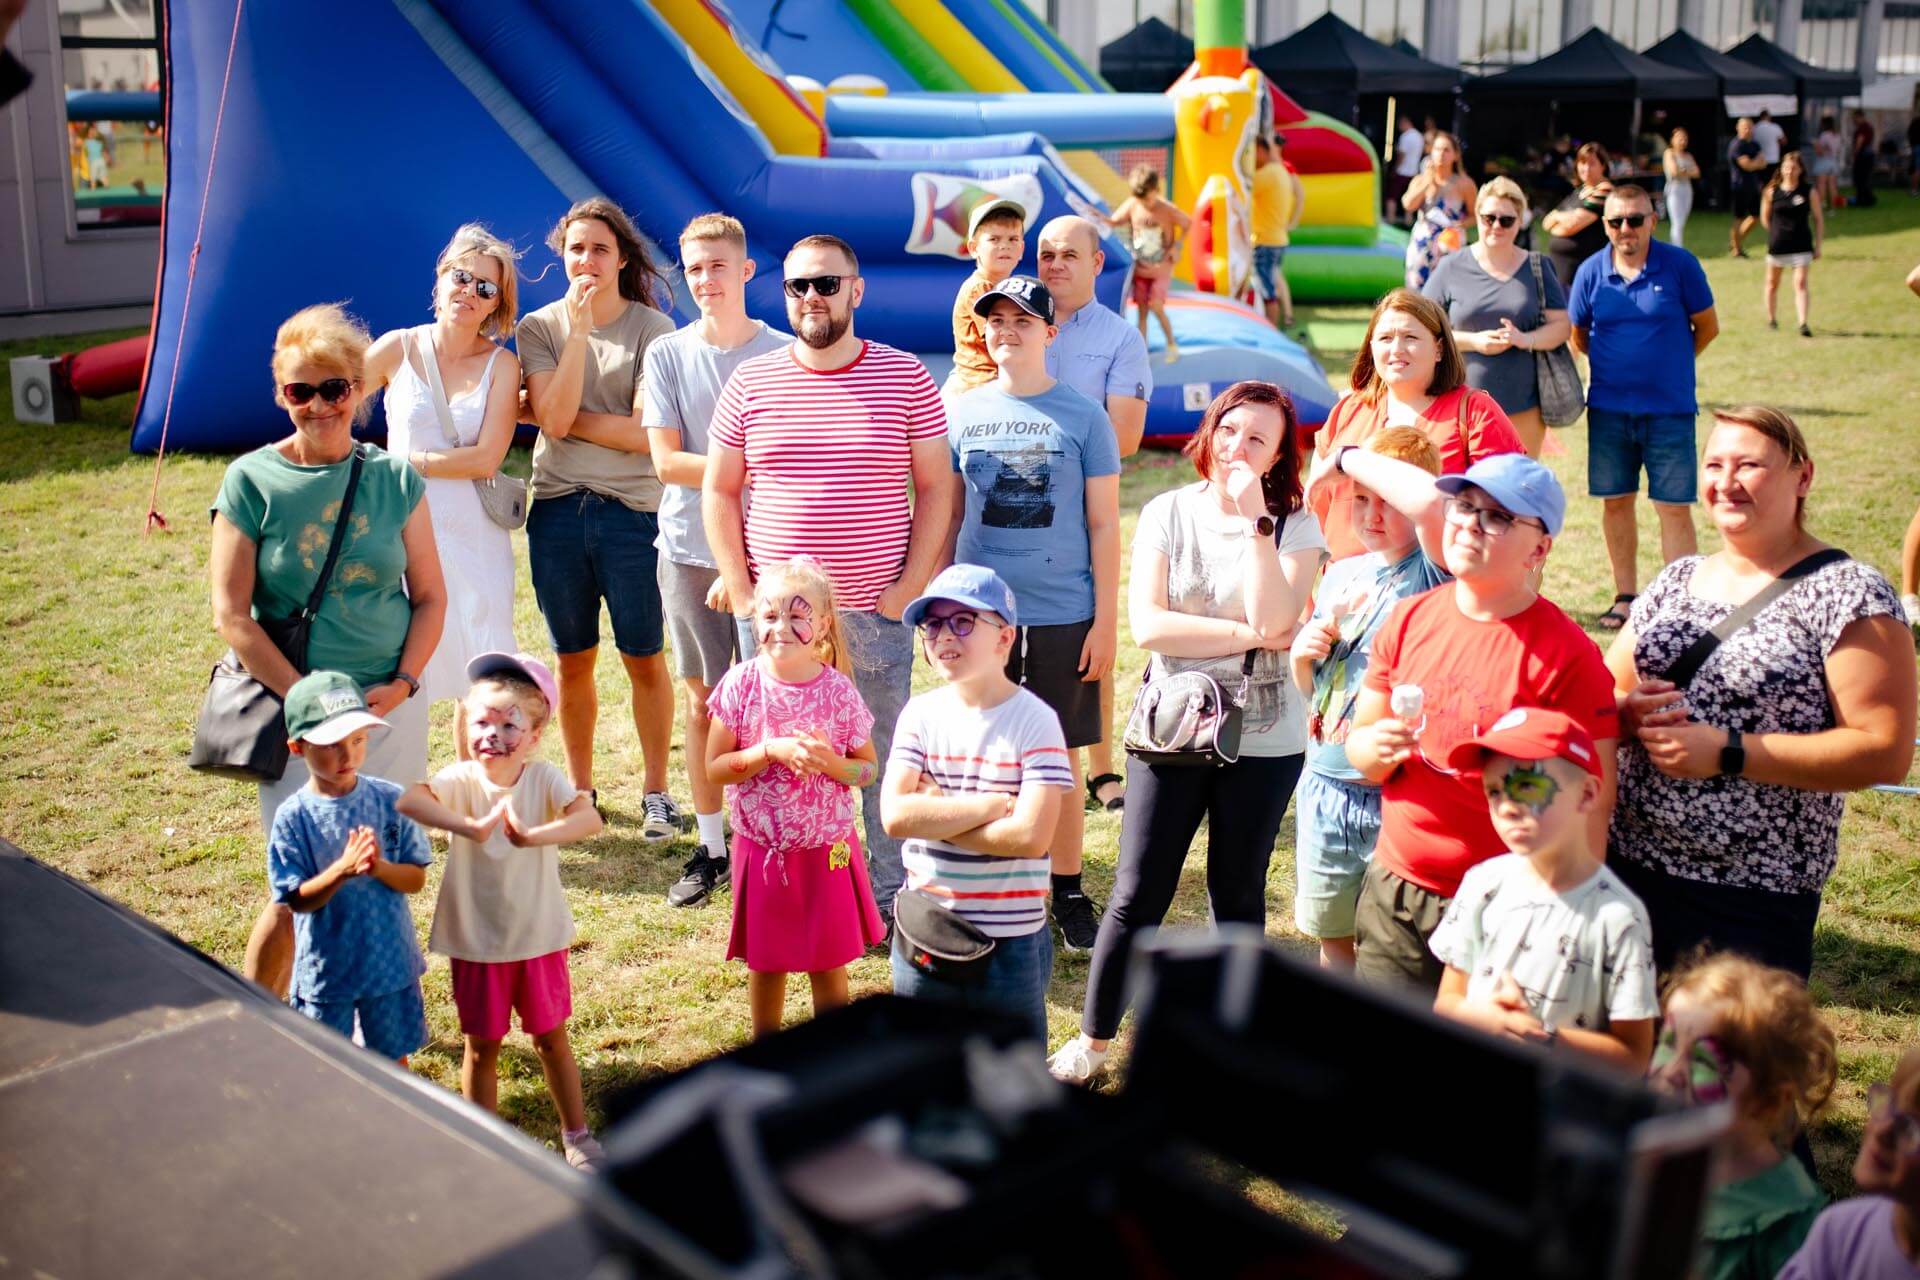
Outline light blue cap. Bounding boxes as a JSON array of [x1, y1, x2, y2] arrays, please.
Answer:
[[1434, 453, 1568, 536], [902, 563, 1019, 628]]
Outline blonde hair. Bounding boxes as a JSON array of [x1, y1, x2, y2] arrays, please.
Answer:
[[754, 558, 852, 676], [272, 304, 372, 422], [680, 212, 747, 252], [434, 223, 521, 337], [1711, 404, 1813, 526], [1664, 953, 1837, 1138], [1366, 424, 1442, 474], [1128, 163, 1162, 199], [1476, 176, 1527, 217], [467, 673, 551, 732]]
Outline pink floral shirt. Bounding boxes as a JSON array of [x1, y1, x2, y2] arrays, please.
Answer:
[[707, 658, 874, 853]]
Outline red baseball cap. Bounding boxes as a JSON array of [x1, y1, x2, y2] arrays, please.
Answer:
[[1446, 707, 1602, 779]]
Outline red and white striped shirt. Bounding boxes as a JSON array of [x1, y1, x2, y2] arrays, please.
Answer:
[[711, 341, 947, 612]]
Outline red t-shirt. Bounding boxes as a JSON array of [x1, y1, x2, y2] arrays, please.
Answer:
[[711, 341, 948, 612], [1309, 386, 1524, 562], [1363, 585, 1620, 897]]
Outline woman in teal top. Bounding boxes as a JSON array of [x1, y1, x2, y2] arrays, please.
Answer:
[[209, 303, 446, 999]]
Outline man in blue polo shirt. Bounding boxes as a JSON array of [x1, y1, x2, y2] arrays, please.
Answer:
[[1568, 183, 1718, 633]]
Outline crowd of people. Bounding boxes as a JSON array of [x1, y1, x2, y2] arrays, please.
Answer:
[[208, 182, 1918, 1269]]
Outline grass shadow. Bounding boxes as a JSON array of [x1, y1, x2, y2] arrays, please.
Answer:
[[1812, 924, 1920, 1016], [561, 827, 696, 898]]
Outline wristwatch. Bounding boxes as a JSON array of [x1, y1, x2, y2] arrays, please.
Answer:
[[1719, 726, 1746, 778], [1248, 514, 1276, 538], [391, 671, 420, 699], [1335, 444, 1359, 474]]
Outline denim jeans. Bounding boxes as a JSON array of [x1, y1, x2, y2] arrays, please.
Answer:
[[891, 926, 1052, 1043]]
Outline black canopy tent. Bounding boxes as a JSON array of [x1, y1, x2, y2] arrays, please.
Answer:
[[1642, 28, 1798, 97], [1725, 33, 1863, 101], [1099, 17, 1194, 94], [1250, 13, 1462, 131]]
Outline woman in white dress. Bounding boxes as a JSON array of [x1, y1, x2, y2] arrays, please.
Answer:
[[365, 224, 522, 755]]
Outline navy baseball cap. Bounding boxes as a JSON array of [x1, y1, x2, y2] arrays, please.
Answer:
[[903, 564, 1019, 629], [973, 274, 1055, 326], [1435, 453, 1567, 536]]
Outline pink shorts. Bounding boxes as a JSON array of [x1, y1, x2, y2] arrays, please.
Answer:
[[1130, 271, 1169, 309], [449, 950, 572, 1041]]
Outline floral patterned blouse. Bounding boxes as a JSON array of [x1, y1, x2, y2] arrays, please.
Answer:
[[1607, 554, 1905, 895]]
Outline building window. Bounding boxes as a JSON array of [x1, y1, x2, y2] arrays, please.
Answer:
[[58, 0, 163, 232]]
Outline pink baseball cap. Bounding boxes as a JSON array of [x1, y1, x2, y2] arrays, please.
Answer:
[[466, 651, 558, 713]]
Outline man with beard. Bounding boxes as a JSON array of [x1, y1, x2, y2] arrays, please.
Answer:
[[704, 234, 952, 928]]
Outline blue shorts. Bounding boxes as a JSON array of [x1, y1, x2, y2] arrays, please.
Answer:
[[1586, 409, 1698, 505], [291, 981, 428, 1059], [1293, 770, 1381, 939], [891, 925, 1052, 1044], [527, 492, 665, 657], [1252, 244, 1287, 301]]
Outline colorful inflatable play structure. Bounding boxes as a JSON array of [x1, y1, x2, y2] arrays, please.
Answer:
[[133, 0, 1407, 453]]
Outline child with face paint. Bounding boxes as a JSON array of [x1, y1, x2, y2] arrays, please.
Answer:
[[396, 652, 608, 1171], [703, 558, 885, 1038], [1781, 1047, 1920, 1278], [1428, 707, 1659, 1070], [1649, 952, 1836, 1279]]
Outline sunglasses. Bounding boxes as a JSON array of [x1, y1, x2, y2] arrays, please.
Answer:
[[1478, 213, 1518, 228], [1604, 213, 1649, 229], [783, 275, 846, 299], [281, 378, 357, 406], [917, 611, 1003, 640], [446, 266, 500, 300], [1443, 496, 1546, 537]]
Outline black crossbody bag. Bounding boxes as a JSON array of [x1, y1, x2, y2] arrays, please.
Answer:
[[1662, 548, 1849, 688], [188, 447, 367, 782]]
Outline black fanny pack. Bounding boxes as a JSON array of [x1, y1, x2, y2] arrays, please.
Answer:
[[893, 888, 996, 987]]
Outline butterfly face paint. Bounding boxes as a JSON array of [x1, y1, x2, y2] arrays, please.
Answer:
[[468, 702, 529, 760], [1494, 761, 1561, 815], [757, 593, 817, 649], [1649, 1023, 1734, 1106]]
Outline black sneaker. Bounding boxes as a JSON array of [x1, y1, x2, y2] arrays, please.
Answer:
[[641, 791, 683, 842], [667, 848, 729, 907], [1054, 888, 1101, 954]]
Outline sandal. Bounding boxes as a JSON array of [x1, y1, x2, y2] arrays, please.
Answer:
[[1086, 772, 1126, 813], [1596, 593, 1636, 632]]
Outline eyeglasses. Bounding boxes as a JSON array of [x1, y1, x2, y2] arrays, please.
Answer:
[[1443, 496, 1546, 537], [1604, 213, 1649, 230], [1867, 1084, 1920, 1154], [1478, 213, 1518, 228], [917, 611, 1004, 640], [783, 275, 846, 299], [446, 267, 501, 300], [281, 378, 357, 406]]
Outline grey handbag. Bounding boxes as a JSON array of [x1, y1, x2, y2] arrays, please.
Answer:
[[1529, 252, 1587, 429], [1121, 651, 1255, 767], [410, 328, 527, 530], [188, 446, 365, 782]]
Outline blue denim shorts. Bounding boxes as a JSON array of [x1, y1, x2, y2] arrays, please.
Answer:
[[891, 925, 1052, 1044], [1586, 409, 1698, 505], [527, 492, 665, 657], [1293, 770, 1381, 939], [1252, 244, 1287, 301], [291, 981, 428, 1060]]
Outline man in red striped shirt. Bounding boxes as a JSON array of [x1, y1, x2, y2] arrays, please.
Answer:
[[704, 234, 953, 925]]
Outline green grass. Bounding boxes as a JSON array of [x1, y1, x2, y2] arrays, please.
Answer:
[[2, 202, 1917, 1202]]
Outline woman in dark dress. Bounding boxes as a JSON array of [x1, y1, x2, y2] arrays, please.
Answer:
[[1541, 143, 1612, 288]]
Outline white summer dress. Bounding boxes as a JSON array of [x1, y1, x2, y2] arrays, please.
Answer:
[[384, 327, 516, 703]]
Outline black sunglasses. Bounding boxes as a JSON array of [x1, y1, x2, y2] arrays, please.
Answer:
[[1604, 213, 1648, 229], [282, 378, 357, 406], [917, 611, 1003, 640], [1478, 213, 1518, 228], [447, 266, 500, 300], [783, 275, 845, 299]]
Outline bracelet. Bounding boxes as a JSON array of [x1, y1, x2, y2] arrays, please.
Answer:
[[1335, 444, 1358, 475]]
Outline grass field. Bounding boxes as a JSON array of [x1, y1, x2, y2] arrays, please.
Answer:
[[3, 202, 1917, 1204]]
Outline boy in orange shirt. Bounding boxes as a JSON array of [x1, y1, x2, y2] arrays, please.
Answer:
[[945, 199, 1027, 397]]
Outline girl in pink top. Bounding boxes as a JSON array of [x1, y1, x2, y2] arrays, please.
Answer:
[[706, 558, 886, 1036]]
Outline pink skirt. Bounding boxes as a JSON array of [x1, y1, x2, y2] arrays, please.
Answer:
[[727, 828, 886, 973]]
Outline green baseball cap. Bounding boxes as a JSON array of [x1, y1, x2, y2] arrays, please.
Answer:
[[284, 670, 389, 744]]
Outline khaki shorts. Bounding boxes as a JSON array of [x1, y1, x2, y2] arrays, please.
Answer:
[[1352, 860, 1450, 994]]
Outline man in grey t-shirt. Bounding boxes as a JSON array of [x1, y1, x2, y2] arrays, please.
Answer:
[[643, 214, 789, 907]]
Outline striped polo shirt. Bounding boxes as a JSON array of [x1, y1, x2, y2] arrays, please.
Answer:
[[709, 340, 947, 612], [889, 685, 1075, 938]]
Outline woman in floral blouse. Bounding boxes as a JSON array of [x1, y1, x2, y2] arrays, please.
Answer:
[[1605, 405, 1914, 978]]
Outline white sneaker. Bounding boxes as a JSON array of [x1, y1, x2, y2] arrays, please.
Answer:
[[563, 1131, 606, 1172], [1047, 1038, 1110, 1085]]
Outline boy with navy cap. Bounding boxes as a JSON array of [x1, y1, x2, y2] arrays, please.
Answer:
[[943, 273, 1120, 954], [267, 671, 433, 1061], [1342, 454, 1621, 993], [880, 564, 1076, 1041]]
